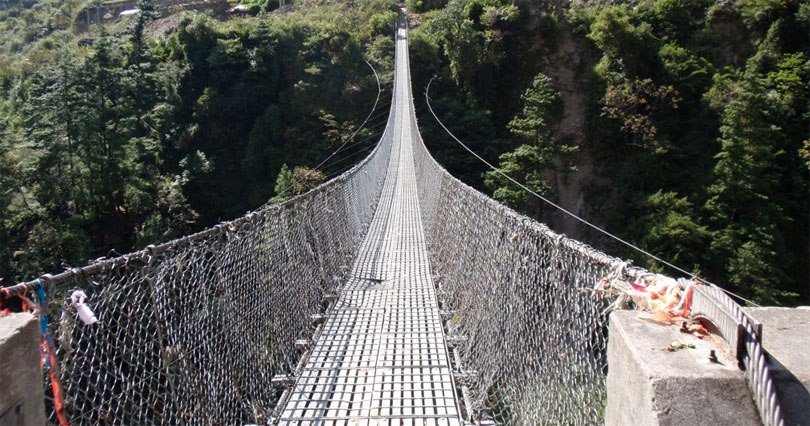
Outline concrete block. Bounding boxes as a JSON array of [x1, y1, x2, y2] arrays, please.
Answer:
[[0, 313, 46, 426], [743, 307, 810, 426], [606, 310, 760, 426]]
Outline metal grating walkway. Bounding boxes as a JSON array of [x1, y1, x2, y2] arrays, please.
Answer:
[[277, 23, 462, 425]]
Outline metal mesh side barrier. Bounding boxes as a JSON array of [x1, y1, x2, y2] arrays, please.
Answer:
[[391, 14, 617, 418], [411, 116, 619, 424], [406, 43, 784, 426], [2, 88, 397, 424]]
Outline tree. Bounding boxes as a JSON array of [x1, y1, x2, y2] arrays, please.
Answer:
[[124, 0, 160, 133], [427, 0, 519, 98], [507, 73, 563, 143], [0, 0, 397, 282], [587, 5, 658, 78], [484, 144, 553, 209], [601, 78, 681, 152], [634, 191, 709, 273], [484, 73, 575, 212], [658, 43, 713, 99], [406, 0, 448, 13], [270, 163, 294, 204], [704, 72, 795, 305], [128, 0, 158, 64], [292, 166, 326, 195]]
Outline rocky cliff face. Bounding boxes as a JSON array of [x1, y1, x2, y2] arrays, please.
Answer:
[[544, 15, 596, 239], [518, 1, 600, 240]]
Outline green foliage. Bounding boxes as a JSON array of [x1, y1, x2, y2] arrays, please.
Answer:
[[4, 30, 199, 274], [411, 0, 553, 193], [507, 73, 563, 142], [587, 5, 657, 77], [369, 10, 398, 37], [155, 5, 391, 216], [484, 144, 550, 209], [566, 2, 597, 36], [634, 191, 708, 274], [647, 0, 711, 43], [424, 0, 521, 99], [410, 0, 807, 304], [601, 78, 681, 151], [566, 0, 809, 304], [365, 34, 395, 84], [270, 163, 294, 204], [739, 0, 790, 26], [406, 0, 447, 13], [422, 89, 502, 188], [658, 42, 713, 98], [704, 70, 797, 304], [1, 0, 806, 306], [765, 52, 809, 115], [0, 1, 397, 282], [485, 73, 575, 212]]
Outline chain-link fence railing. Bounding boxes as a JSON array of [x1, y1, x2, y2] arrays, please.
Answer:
[[412, 109, 621, 424], [406, 28, 783, 423], [0, 87, 397, 424]]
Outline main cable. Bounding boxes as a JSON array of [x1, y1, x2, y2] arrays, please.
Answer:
[[306, 61, 384, 176], [424, 76, 760, 307], [262, 59, 386, 207]]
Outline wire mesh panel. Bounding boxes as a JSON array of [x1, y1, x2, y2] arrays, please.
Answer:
[[405, 28, 623, 426], [2, 84, 396, 424]]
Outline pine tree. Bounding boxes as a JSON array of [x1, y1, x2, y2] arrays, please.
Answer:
[[704, 73, 794, 305], [270, 164, 294, 203], [484, 73, 575, 211]]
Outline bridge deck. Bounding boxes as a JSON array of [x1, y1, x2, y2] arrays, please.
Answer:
[[277, 23, 462, 425]]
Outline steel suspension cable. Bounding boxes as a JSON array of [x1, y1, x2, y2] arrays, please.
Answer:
[[424, 76, 761, 307]]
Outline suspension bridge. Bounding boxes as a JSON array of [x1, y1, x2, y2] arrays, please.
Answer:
[[0, 16, 786, 426]]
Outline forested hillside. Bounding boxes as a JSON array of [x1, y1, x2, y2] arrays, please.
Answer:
[[0, 0, 398, 282], [1, 0, 807, 306], [407, 0, 809, 305]]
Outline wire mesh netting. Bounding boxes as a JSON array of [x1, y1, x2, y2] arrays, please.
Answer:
[[409, 87, 625, 424], [2, 96, 396, 424], [407, 34, 782, 426]]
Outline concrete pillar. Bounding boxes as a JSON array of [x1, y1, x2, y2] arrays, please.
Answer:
[[0, 313, 46, 425], [606, 310, 760, 426], [743, 307, 810, 426]]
